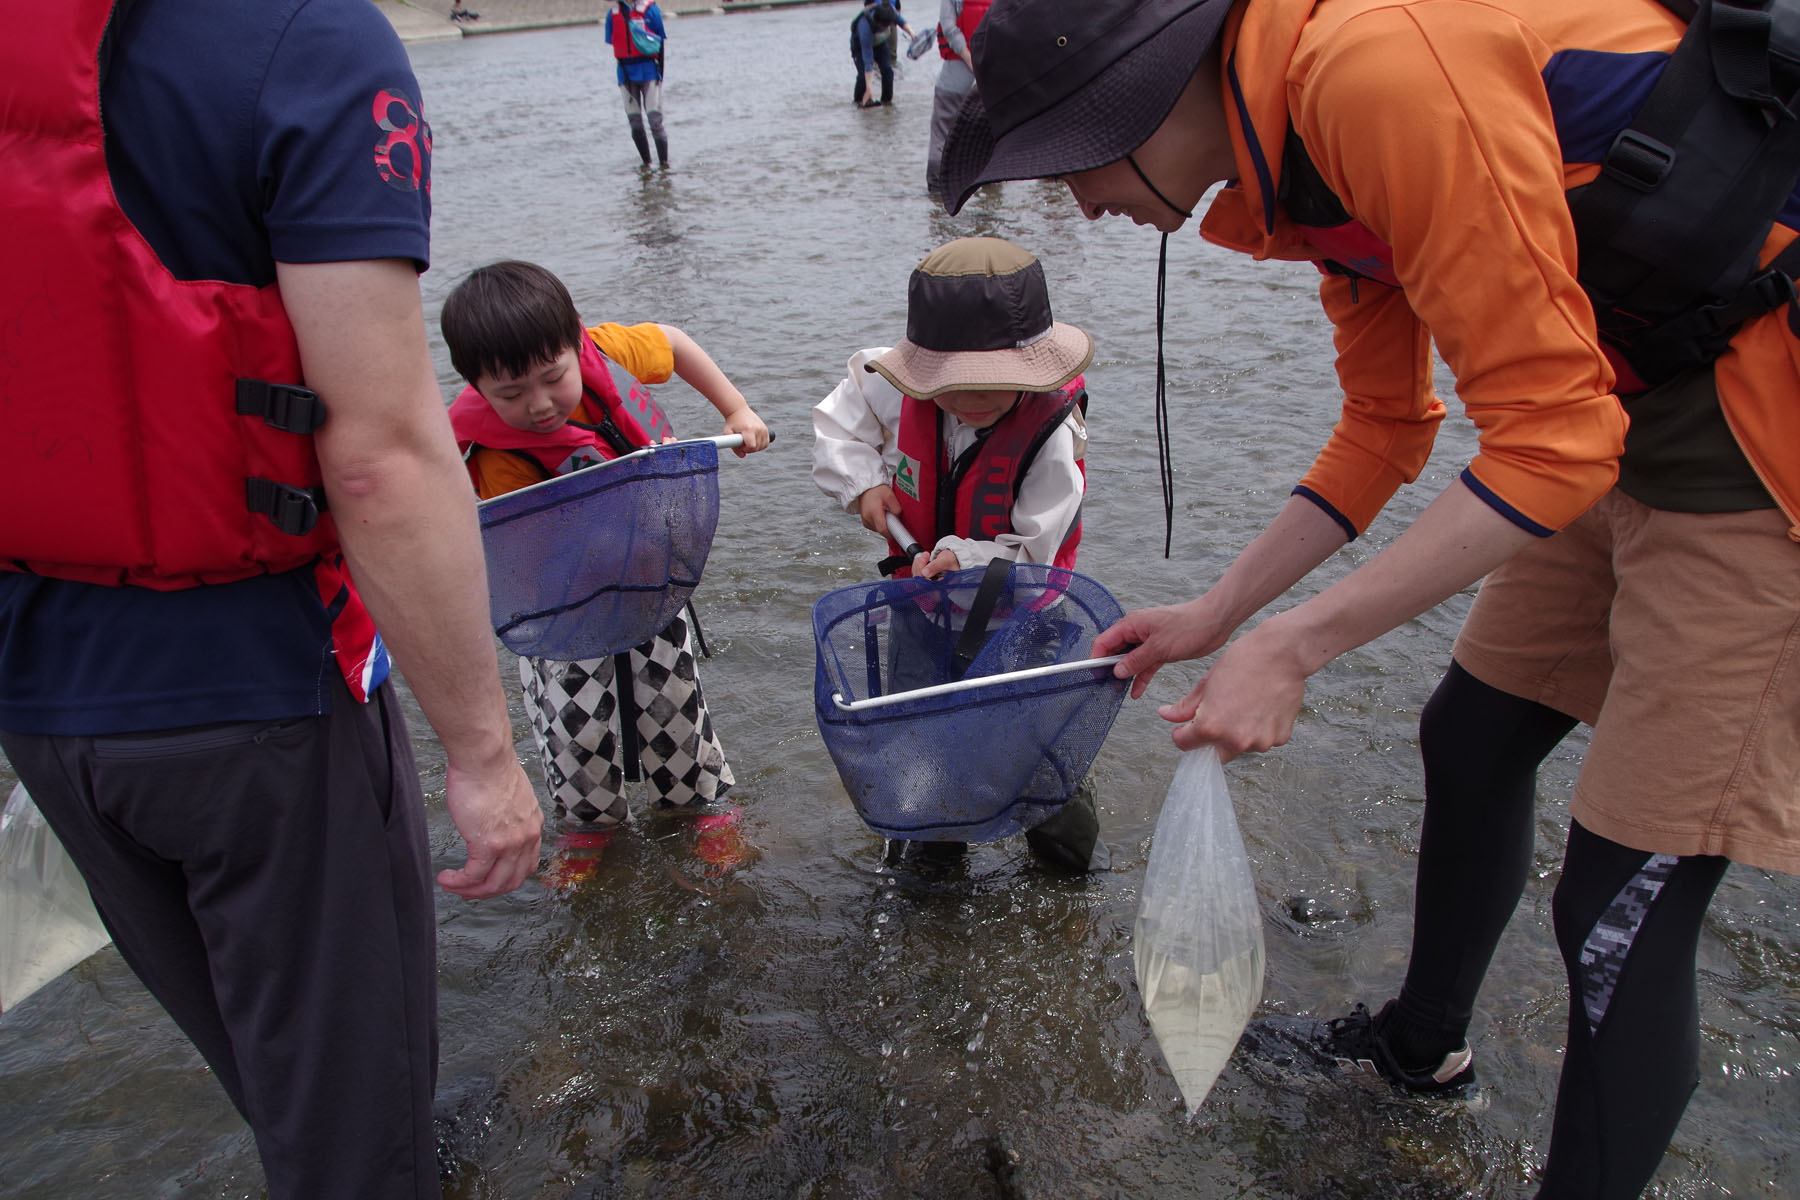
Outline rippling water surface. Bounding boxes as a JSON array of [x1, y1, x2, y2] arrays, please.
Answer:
[[2, 6, 1795, 1197]]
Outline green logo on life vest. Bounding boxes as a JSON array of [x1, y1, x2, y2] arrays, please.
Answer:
[[895, 454, 919, 500]]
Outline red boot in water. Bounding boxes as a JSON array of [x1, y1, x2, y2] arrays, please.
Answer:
[[539, 828, 614, 890]]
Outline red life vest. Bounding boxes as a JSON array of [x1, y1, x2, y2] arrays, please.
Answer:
[[448, 333, 674, 485], [887, 377, 1086, 576], [938, 0, 991, 60], [610, 2, 659, 64], [0, 0, 339, 590]]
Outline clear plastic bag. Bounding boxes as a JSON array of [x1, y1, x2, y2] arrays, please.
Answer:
[[0, 783, 110, 1014], [1133, 747, 1265, 1110]]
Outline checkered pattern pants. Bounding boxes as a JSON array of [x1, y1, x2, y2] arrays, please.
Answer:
[[520, 610, 734, 826]]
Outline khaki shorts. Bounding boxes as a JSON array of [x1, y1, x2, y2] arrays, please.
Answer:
[[1454, 489, 1800, 874]]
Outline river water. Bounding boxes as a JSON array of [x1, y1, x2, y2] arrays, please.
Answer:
[[1, 5, 1795, 1197]]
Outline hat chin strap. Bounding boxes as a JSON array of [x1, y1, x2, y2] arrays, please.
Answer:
[[1127, 153, 1195, 221], [1126, 152, 1190, 556]]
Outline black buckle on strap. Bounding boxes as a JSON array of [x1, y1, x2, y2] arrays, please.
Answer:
[[1602, 130, 1676, 192], [246, 478, 327, 536], [1743, 262, 1798, 312], [1681, 265, 1797, 335], [236, 379, 326, 434]]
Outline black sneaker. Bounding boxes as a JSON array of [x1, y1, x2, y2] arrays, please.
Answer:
[[1246, 1000, 1476, 1095]]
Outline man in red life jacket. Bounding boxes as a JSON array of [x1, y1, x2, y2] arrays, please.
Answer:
[[939, 0, 1800, 1193], [813, 236, 1108, 872], [0, 2, 541, 1196]]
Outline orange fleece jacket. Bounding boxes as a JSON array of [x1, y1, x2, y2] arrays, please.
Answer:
[[1201, 0, 1800, 541]]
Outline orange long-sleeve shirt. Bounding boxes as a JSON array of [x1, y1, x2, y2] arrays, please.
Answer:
[[1202, 0, 1800, 540]]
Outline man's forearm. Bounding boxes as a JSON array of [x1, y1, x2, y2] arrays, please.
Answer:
[[327, 442, 515, 771], [277, 260, 514, 773], [1206, 494, 1352, 633], [1276, 480, 1537, 673]]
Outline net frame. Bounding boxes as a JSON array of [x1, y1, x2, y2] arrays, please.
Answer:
[[477, 439, 721, 660], [813, 563, 1128, 841]]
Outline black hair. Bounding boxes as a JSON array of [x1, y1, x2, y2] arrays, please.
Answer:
[[871, 3, 897, 30], [439, 260, 585, 385]]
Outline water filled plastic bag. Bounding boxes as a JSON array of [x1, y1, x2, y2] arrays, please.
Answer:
[[478, 439, 721, 660], [0, 783, 111, 1015], [1134, 748, 1265, 1110], [813, 562, 1128, 842]]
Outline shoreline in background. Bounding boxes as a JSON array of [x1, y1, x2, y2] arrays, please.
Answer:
[[372, 0, 847, 42]]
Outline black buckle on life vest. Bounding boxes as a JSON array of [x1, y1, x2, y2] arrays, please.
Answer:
[[246, 478, 327, 536], [1601, 129, 1677, 192], [236, 379, 326, 435]]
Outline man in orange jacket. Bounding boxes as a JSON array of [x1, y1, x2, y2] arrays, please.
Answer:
[[941, 0, 1800, 1194]]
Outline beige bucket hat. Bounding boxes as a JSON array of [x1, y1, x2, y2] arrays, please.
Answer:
[[865, 237, 1094, 399]]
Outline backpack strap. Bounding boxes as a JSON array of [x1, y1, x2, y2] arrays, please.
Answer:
[[1572, 0, 1800, 385]]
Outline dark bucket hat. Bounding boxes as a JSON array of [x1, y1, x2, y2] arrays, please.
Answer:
[[938, 0, 1233, 215], [865, 237, 1093, 399]]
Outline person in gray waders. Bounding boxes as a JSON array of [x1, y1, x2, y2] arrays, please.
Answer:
[[606, 0, 669, 167]]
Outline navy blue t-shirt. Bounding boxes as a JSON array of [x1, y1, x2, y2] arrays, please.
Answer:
[[0, 0, 432, 736]]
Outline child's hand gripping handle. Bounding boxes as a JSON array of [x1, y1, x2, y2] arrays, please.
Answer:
[[708, 431, 776, 456]]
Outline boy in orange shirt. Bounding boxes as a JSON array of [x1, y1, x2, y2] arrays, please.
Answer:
[[441, 260, 768, 858]]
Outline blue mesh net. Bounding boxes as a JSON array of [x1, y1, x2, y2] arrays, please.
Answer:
[[477, 440, 721, 660], [813, 563, 1128, 842]]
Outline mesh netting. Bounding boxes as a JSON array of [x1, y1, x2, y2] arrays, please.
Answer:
[[478, 440, 721, 660], [813, 563, 1128, 842]]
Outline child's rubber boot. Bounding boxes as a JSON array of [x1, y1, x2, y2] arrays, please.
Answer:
[[1023, 782, 1109, 872], [540, 828, 615, 891], [691, 805, 751, 874]]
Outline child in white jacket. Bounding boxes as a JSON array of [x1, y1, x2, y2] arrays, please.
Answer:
[[810, 236, 1107, 872]]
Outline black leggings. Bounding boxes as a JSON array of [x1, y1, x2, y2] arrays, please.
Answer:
[[1404, 662, 1728, 1198]]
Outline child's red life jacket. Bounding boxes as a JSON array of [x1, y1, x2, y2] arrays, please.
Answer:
[[449, 333, 675, 487], [938, 0, 990, 60], [0, 0, 339, 589], [610, 2, 660, 64], [887, 376, 1086, 576]]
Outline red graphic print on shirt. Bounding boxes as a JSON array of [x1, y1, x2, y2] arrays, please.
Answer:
[[372, 88, 431, 193]]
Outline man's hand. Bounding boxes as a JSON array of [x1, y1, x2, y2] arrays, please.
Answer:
[[1155, 616, 1311, 761], [1092, 594, 1235, 700], [437, 754, 544, 899]]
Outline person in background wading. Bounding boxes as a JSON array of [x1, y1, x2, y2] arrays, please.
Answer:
[[925, 0, 984, 196], [0, 0, 543, 1196], [851, 2, 903, 107], [606, 0, 669, 167], [939, 0, 1800, 1195]]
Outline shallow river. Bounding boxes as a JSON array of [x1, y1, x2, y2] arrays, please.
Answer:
[[1, 5, 1795, 1197]]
